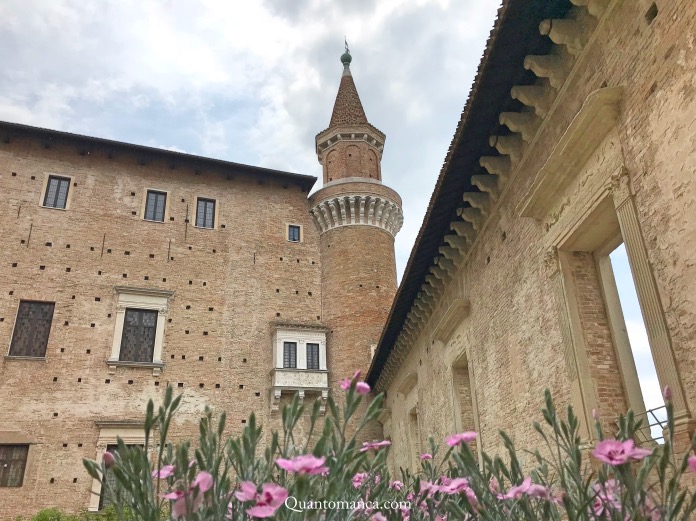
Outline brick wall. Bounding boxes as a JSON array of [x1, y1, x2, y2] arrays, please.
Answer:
[[0, 136, 322, 516], [381, 0, 696, 471]]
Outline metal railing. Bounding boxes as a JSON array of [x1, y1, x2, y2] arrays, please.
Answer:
[[633, 405, 668, 445]]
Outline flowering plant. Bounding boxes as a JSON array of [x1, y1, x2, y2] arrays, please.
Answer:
[[81, 374, 696, 521]]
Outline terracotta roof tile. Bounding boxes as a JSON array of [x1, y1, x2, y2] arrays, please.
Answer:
[[329, 68, 368, 127]]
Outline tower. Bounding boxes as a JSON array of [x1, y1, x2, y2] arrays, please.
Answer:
[[310, 47, 403, 394]]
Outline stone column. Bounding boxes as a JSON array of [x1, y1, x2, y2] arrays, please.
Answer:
[[610, 170, 691, 425], [546, 248, 596, 440]]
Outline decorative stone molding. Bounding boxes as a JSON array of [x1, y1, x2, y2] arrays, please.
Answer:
[[539, 19, 585, 57], [570, 0, 609, 18], [310, 193, 403, 237], [271, 323, 329, 414], [108, 287, 175, 376], [315, 124, 385, 157], [518, 86, 624, 220], [523, 55, 568, 89], [610, 170, 691, 422]]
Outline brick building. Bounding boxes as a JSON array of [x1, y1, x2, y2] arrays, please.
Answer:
[[367, 0, 696, 473], [0, 50, 402, 516]]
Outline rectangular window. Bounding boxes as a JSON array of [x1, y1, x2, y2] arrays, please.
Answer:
[[196, 198, 216, 229], [0, 445, 29, 487], [119, 309, 157, 363], [144, 190, 167, 222], [99, 444, 136, 509], [288, 225, 300, 242], [283, 342, 297, 368], [307, 343, 320, 370], [43, 176, 70, 209], [9, 301, 55, 358]]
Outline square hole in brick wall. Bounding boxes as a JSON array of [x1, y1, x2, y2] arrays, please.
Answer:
[[218, 357, 222, 362], [86, 349, 91, 354], [149, 254, 155, 258], [215, 384, 220, 388], [107, 249, 111, 254], [178, 383, 184, 388]]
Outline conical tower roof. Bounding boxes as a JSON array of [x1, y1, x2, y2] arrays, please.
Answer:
[[329, 49, 368, 127]]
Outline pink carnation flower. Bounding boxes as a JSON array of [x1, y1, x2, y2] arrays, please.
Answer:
[[246, 483, 288, 518], [445, 431, 477, 447], [340, 370, 362, 390], [356, 382, 371, 395], [688, 455, 696, 473], [352, 472, 368, 488], [276, 454, 329, 475], [498, 476, 547, 500], [360, 440, 392, 452], [370, 513, 387, 521], [420, 453, 433, 460], [152, 464, 175, 479], [192, 471, 214, 492], [235, 481, 258, 502], [592, 439, 652, 466]]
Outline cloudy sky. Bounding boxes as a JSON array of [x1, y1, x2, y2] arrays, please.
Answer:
[[0, 1, 662, 421], [0, 0, 501, 279]]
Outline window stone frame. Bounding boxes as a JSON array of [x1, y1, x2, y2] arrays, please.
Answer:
[[88, 421, 148, 512], [193, 196, 219, 230], [141, 189, 170, 223], [39, 173, 74, 211], [107, 287, 174, 376], [285, 223, 303, 243]]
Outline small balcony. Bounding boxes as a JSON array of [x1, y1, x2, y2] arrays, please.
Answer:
[[270, 323, 329, 413], [271, 368, 329, 412]]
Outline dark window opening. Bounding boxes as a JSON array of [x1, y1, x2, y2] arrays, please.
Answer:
[[196, 198, 216, 229], [144, 190, 167, 222], [307, 343, 320, 370], [9, 301, 55, 357], [288, 225, 301, 242], [43, 176, 70, 209], [119, 309, 157, 363], [283, 342, 297, 368], [99, 444, 139, 509], [0, 445, 29, 487]]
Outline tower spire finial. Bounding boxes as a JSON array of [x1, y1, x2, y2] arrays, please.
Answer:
[[341, 38, 352, 69]]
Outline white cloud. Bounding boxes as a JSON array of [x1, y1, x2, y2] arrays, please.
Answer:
[[0, 0, 502, 277]]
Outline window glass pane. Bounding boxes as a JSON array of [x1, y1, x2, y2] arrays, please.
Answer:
[[9, 301, 55, 357], [119, 309, 158, 362], [99, 444, 137, 509], [44, 176, 70, 209], [0, 445, 29, 487], [288, 225, 300, 242], [283, 342, 297, 368], [307, 343, 319, 369], [145, 191, 166, 221], [196, 198, 215, 228]]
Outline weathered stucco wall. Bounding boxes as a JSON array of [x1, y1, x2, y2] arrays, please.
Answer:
[[380, 0, 696, 471]]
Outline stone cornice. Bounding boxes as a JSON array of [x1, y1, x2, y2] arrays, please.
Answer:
[[315, 124, 385, 159], [518, 86, 623, 219], [309, 193, 403, 237]]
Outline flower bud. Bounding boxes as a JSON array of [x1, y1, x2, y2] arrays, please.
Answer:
[[102, 452, 115, 468], [592, 409, 599, 420], [663, 385, 672, 400]]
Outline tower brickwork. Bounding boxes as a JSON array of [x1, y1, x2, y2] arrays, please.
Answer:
[[311, 50, 403, 392]]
